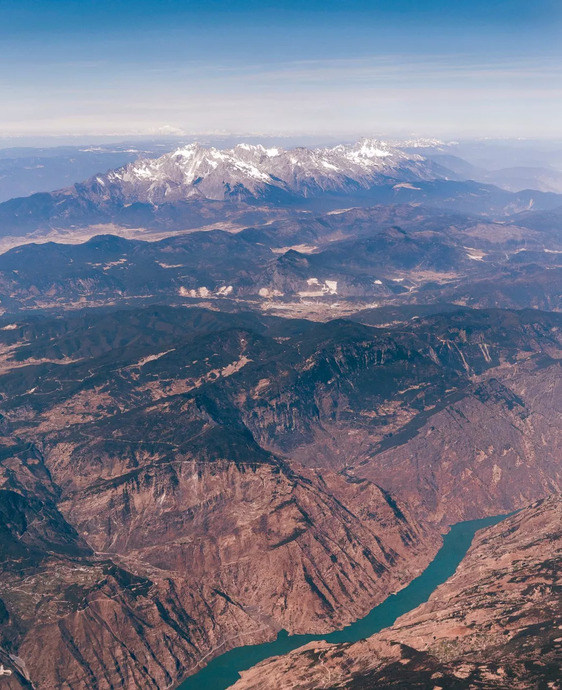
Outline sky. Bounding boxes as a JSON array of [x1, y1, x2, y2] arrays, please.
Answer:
[[1, 0, 561, 140]]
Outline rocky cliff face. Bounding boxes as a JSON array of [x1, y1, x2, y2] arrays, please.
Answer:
[[231, 493, 562, 690], [353, 356, 562, 526], [0, 443, 433, 689], [0, 309, 439, 688], [1, 305, 562, 688]]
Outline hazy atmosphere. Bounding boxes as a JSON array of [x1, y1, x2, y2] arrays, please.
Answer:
[[2, 3, 562, 690], [2, 0, 562, 139]]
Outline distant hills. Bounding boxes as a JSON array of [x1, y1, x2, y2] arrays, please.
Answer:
[[1, 139, 561, 247], [1, 137, 562, 689], [0, 203, 561, 315]]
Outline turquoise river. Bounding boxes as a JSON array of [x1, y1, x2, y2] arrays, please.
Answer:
[[179, 513, 507, 690]]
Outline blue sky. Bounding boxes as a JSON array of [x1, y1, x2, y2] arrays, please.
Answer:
[[1, 0, 561, 139]]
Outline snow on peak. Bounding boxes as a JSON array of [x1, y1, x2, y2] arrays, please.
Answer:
[[354, 138, 394, 158], [103, 138, 436, 203], [172, 143, 201, 158]]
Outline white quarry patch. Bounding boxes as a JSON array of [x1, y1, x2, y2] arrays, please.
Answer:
[[179, 286, 211, 298], [298, 278, 338, 297], [544, 248, 562, 254], [258, 287, 284, 298], [0, 324, 18, 330], [464, 247, 487, 261], [392, 278, 404, 282], [179, 285, 233, 298], [373, 279, 383, 285], [157, 262, 184, 269]]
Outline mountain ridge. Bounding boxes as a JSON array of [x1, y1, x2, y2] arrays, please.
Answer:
[[102, 139, 442, 203], [1, 139, 561, 246]]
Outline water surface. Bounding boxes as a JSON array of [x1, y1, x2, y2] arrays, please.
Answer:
[[179, 513, 507, 690]]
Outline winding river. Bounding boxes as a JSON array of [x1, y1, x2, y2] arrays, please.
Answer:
[[179, 513, 507, 690]]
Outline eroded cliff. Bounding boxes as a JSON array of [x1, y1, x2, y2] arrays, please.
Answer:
[[231, 494, 562, 689]]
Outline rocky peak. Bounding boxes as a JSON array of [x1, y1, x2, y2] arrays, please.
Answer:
[[100, 138, 436, 204]]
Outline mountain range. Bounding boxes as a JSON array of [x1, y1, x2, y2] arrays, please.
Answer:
[[1, 139, 562, 250], [102, 139, 446, 203], [1, 137, 562, 689], [1, 202, 562, 317], [1, 303, 562, 688]]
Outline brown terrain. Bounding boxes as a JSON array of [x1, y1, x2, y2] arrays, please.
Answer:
[[0, 143, 562, 690], [0, 309, 439, 688], [1, 305, 562, 688], [353, 355, 562, 527], [231, 493, 562, 690], [0, 443, 432, 690]]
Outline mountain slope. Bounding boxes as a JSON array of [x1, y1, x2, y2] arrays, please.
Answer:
[[0, 440, 432, 690], [1, 140, 561, 243], [232, 494, 562, 690], [2, 305, 562, 687], [2, 203, 562, 315], [102, 140, 443, 203]]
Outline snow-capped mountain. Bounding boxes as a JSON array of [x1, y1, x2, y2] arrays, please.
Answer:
[[3, 138, 561, 243], [91, 138, 448, 204]]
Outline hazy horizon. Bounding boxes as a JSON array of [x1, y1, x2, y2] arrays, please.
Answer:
[[2, 0, 561, 140]]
